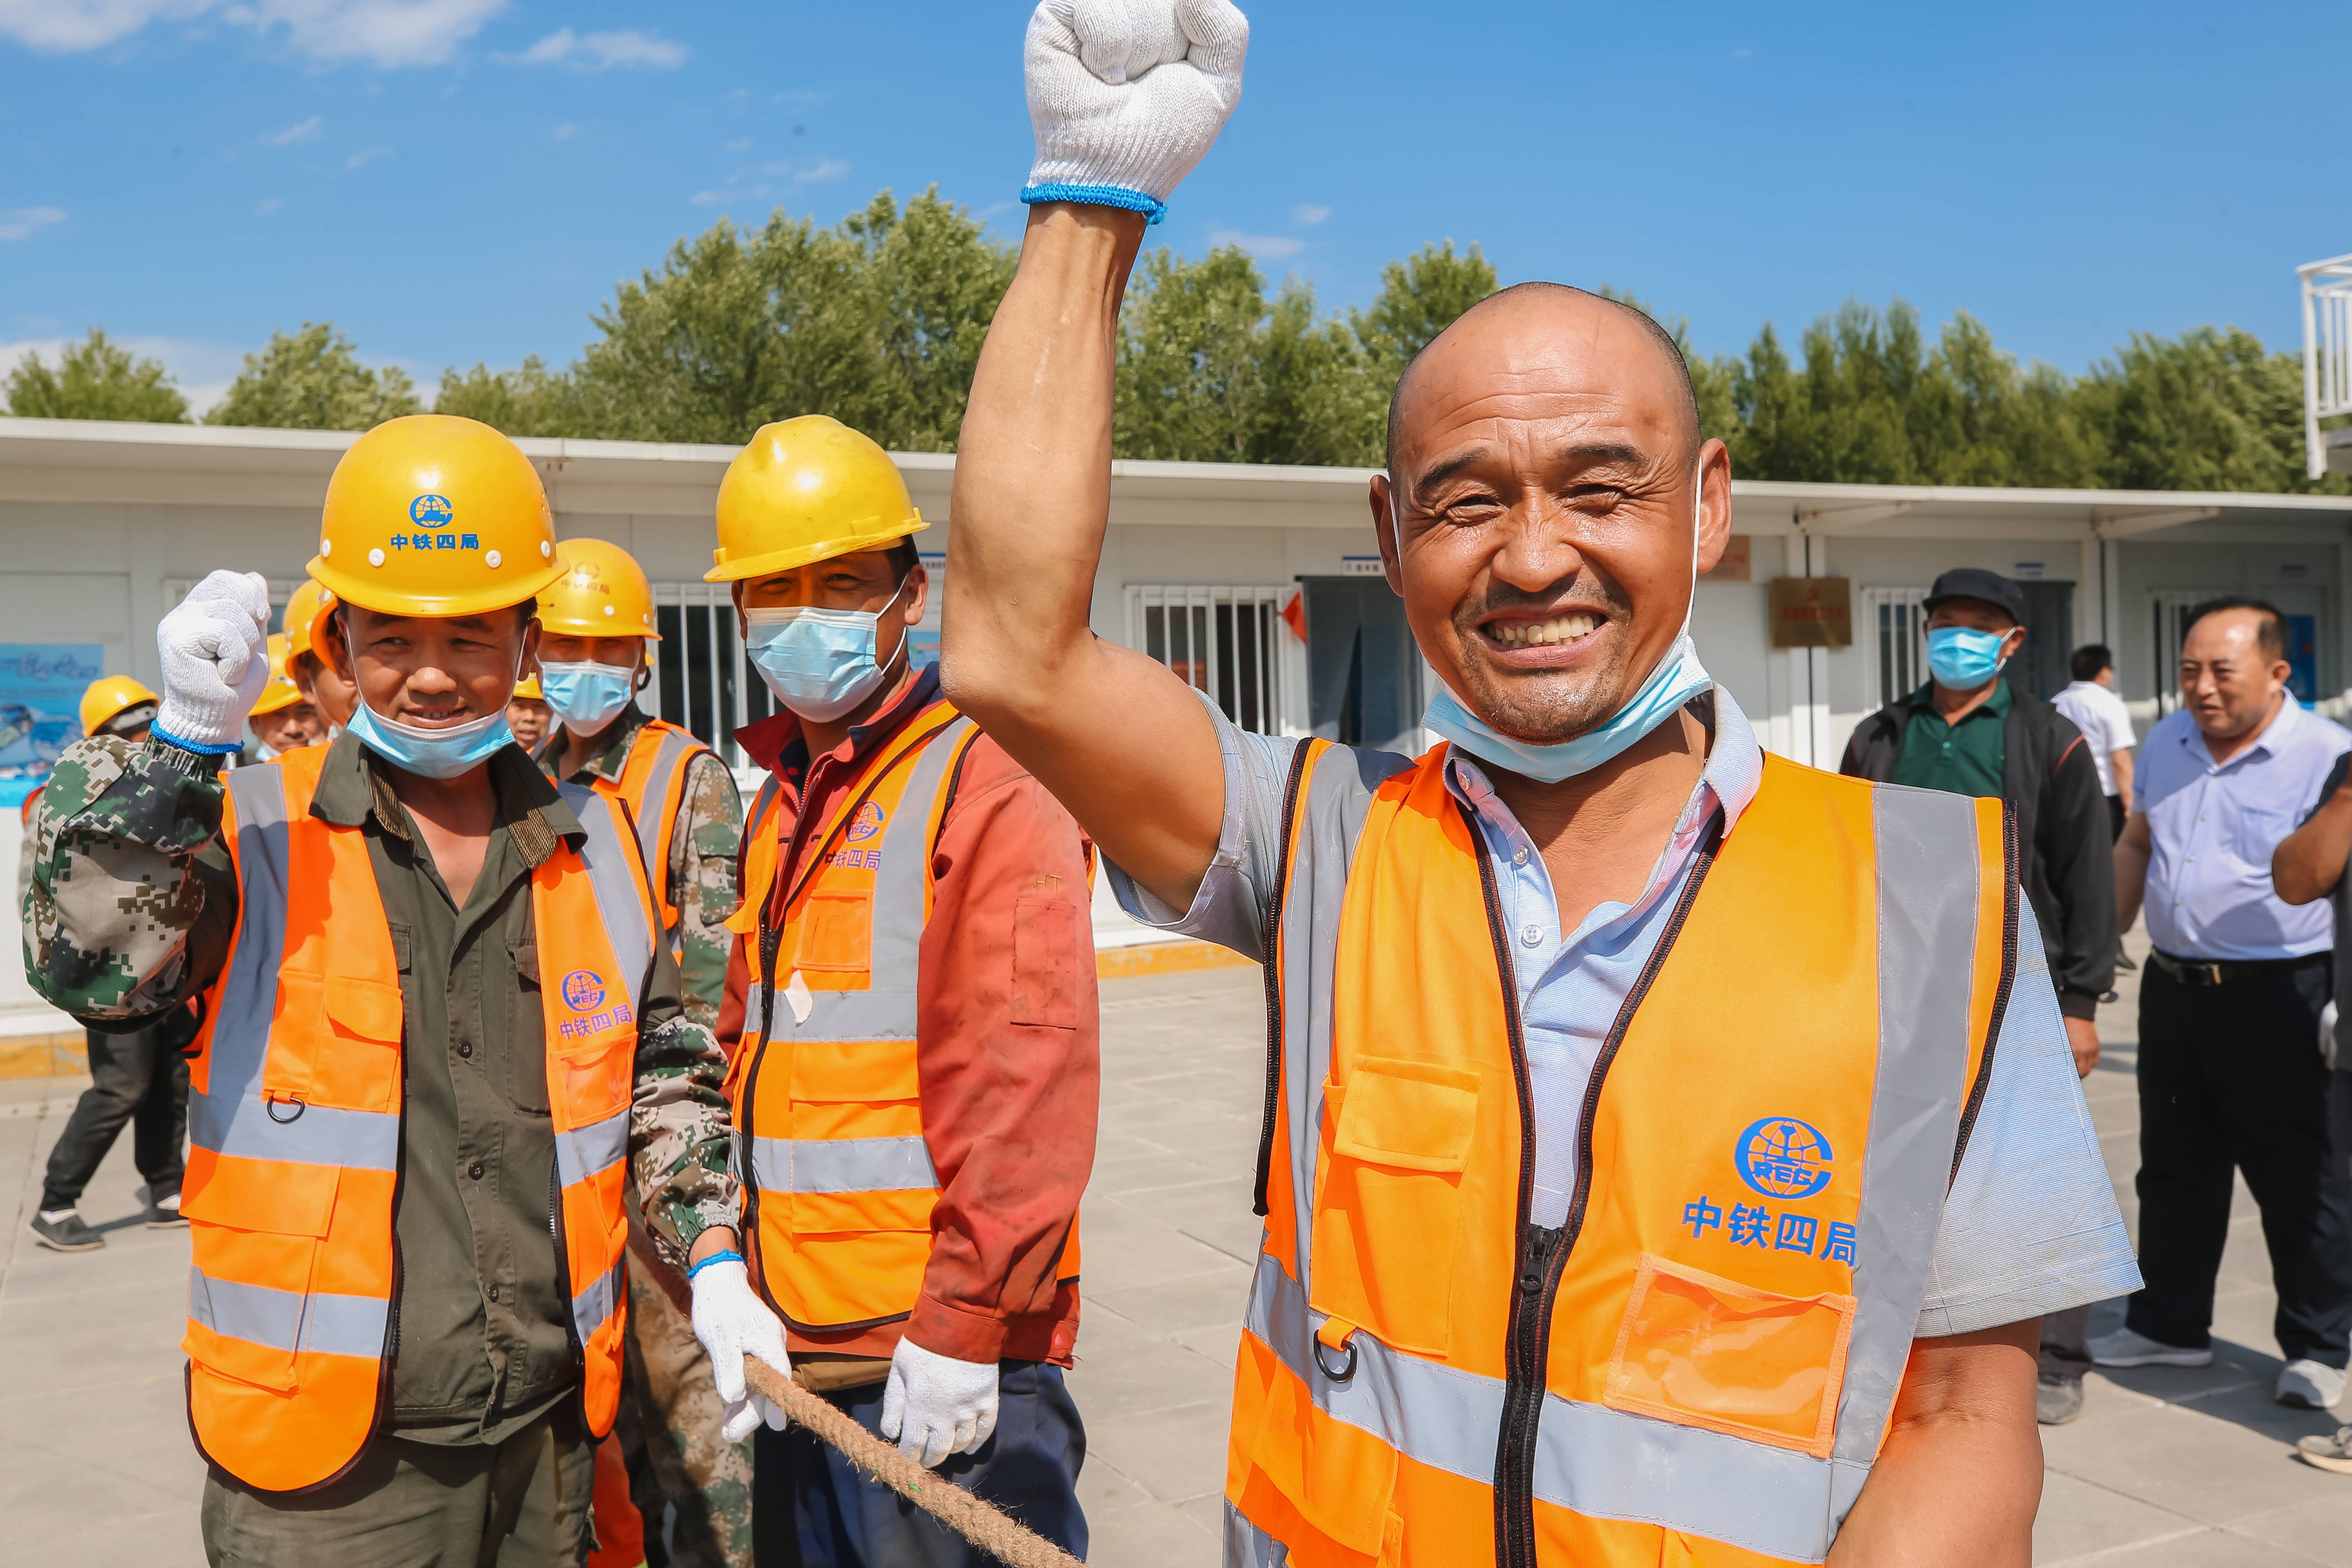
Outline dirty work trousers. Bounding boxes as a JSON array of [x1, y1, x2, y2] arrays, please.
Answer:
[[200, 1411, 596, 1567], [2127, 955, 2352, 1367], [751, 1361, 1086, 1567], [40, 1013, 193, 1211]]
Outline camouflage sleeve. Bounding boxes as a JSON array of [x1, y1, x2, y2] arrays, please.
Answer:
[[21, 737, 236, 1025], [666, 750, 743, 1034], [630, 932, 742, 1270]]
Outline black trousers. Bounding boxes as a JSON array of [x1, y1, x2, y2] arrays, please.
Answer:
[[2126, 956, 2352, 1366], [39, 1014, 192, 1212]]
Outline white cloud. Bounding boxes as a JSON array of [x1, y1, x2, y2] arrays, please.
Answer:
[[0, 0, 211, 52], [512, 25, 685, 69], [688, 190, 728, 206], [0, 206, 67, 242], [724, 137, 750, 152], [0, 0, 507, 67], [1292, 204, 1332, 226], [345, 141, 393, 167], [259, 113, 321, 145], [552, 121, 578, 140], [1210, 228, 1304, 261], [255, 196, 282, 214], [794, 158, 847, 184]]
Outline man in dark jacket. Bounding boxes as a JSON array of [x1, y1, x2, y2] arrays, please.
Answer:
[[1840, 567, 2118, 1427]]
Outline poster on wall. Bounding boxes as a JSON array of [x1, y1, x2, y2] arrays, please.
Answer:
[[0, 644, 106, 807]]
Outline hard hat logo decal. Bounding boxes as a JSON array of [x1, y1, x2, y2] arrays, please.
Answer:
[[410, 494, 456, 529], [1733, 1117, 1834, 1200], [847, 800, 885, 843], [561, 970, 607, 1011]]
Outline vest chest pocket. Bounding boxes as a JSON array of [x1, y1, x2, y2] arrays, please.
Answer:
[[269, 973, 403, 1114], [1602, 1254, 1858, 1459], [793, 890, 872, 975], [1308, 1057, 1481, 1359]]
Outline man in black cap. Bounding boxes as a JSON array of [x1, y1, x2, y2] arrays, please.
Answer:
[[1842, 567, 2118, 1425]]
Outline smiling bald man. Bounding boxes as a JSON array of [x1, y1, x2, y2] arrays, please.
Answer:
[[941, 8, 2136, 1564]]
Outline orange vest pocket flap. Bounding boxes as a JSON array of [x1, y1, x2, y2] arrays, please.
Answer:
[[790, 1038, 920, 1104], [1331, 1057, 1481, 1173], [554, 1034, 635, 1127], [1602, 1253, 1857, 1460], [320, 977, 403, 1044], [794, 890, 873, 974], [182, 1157, 339, 1237]]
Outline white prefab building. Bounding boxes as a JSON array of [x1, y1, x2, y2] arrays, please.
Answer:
[[7, 416, 2352, 1034]]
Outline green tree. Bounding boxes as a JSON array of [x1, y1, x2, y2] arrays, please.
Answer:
[[564, 188, 1013, 449], [432, 356, 577, 436], [4, 328, 190, 422], [1352, 240, 1499, 376], [2077, 327, 2343, 494], [207, 322, 420, 430]]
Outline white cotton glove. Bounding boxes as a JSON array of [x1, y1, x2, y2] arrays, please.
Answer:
[[153, 570, 272, 753], [1023, 0, 1249, 219], [688, 1259, 792, 1444], [880, 1337, 1000, 1468]]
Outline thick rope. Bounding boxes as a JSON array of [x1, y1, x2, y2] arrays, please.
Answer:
[[743, 1359, 1086, 1568]]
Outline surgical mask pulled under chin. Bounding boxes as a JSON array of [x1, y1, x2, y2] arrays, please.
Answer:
[[539, 661, 637, 736], [743, 582, 907, 723], [1411, 471, 1714, 783], [345, 698, 514, 780]]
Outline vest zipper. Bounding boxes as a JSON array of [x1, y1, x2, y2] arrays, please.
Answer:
[[1475, 808, 1723, 1568], [737, 916, 786, 1298], [1253, 741, 1317, 1218]]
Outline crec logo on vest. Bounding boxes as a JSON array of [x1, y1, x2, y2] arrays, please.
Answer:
[[561, 969, 608, 1011], [1734, 1116, 1835, 1200], [846, 800, 885, 843]]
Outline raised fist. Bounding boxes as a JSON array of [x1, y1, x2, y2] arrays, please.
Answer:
[[153, 570, 272, 754], [1022, 0, 1249, 220]]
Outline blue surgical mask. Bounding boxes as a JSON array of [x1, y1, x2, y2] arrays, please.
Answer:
[[1926, 626, 2010, 690], [1407, 469, 1714, 783], [743, 580, 909, 723], [344, 699, 514, 780], [539, 661, 637, 737]]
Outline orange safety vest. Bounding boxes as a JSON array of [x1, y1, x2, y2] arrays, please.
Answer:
[[1225, 745, 2015, 1568], [591, 716, 714, 947], [725, 701, 1078, 1332], [181, 743, 661, 1494]]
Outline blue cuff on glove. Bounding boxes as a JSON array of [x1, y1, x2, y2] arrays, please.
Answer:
[[688, 1249, 746, 1280], [150, 723, 245, 757], [1020, 183, 1166, 225]]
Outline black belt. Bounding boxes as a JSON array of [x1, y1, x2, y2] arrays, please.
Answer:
[[2150, 949, 2329, 988]]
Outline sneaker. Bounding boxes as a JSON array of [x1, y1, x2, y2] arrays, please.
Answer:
[[2278, 1360, 2346, 1410], [2036, 1375, 2086, 1425], [2298, 1426, 2352, 1474], [29, 1210, 103, 1252], [145, 1191, 186, 1229], [2088, 1326, 2213, 1368]]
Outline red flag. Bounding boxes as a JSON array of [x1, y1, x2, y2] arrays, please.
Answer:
[[1280, 590, 1306, 642]]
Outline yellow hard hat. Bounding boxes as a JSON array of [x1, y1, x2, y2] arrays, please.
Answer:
[[308, 414, 565, 618], [539, 538, 662, 639], [513, 674, 545, 701], [705, 416, 925, 583], [79, 674, 159, 737], [248, 633, 305, 718], [284, 578, 336, 664]]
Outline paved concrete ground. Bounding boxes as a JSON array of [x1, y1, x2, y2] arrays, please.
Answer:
[[11, 941, 2352, 1564]]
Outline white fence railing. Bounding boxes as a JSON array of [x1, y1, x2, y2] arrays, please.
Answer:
[[2302, 252, 2352, 480]]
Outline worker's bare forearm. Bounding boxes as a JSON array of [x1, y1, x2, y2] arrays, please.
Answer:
[[1829, 1321, 2040, 1567], [2274, 788, 2352, 905], [943, 203, 1226, 914], [2109, 750, 2133, 810], [2113, 815, 2151, 932]]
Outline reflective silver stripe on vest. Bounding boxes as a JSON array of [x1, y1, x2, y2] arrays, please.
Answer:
[[1276, 740, 1413, 1292], [790, 716, 972, 1047], [744, 1132, 940, 1194], [1244, 1250, 1845, 1564], [555, 1107, 629, 1190], [188, 1266, 390, 1360], [195, 765, 401, 1172], [742, 775, 784, 1043], [1225, 1499, 1289, 1567], [559, 784, 658, 987], [632, 726, 701, 939], [572, 1259, 624, 1341]]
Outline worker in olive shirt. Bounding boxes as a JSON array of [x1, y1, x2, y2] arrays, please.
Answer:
[[1840, 565, 2116, 1426], [20, 417, 769, 1563]]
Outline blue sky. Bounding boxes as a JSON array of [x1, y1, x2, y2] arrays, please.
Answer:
[[3, 0, 2346, 414]]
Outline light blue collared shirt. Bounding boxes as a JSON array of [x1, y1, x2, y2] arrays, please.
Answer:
[[1112, 685, 2138, 1336], [2135, 697, 2352, 960]]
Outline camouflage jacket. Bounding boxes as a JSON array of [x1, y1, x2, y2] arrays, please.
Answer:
[[536, 706, 743, 1034], [20, 733, 740, 1267]]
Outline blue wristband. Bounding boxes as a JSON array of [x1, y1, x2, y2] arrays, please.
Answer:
[[1020, 182, 1166, 225], [688, 1249, 745, 1280], [150, 722, 244, 757]]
